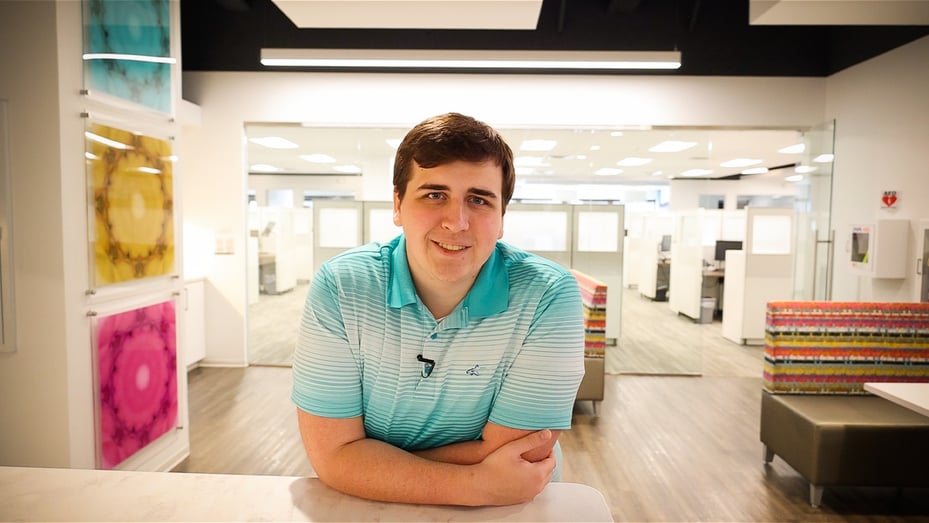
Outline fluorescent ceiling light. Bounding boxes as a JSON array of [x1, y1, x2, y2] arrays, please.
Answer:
[[520, 139, 557, 151], [594, 168, 623, 176], [795, 165, 817, 173], [778, 143, 806, 154], [617, 157, 652, 166], [333, 164, 362, 174], [741, 167, 769, 175], [610, 131, 624, 137], [785, 174, 804, 182], [721, 158, 761, 168], [250, 164, 281, 172], [680, 168, 713, 177], [650, 140, 697, 153], [301, 153, 337, 163], [260, 48, 682, 71], [249, 136, 298, 149], [813, 153, 834, 163]]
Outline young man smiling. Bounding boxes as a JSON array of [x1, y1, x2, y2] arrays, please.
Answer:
[[292, 113, 585, 506]]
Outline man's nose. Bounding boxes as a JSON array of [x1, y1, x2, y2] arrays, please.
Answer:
[[442, 200, 469, 231]]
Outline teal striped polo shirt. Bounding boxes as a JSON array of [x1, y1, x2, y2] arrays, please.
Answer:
[[292, 235, 585, 456]]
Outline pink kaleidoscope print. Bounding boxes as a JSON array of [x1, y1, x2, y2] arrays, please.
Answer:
[[95, 300, 178, 469]]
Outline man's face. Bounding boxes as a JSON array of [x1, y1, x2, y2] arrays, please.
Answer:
[[393, 160, 504, 291]]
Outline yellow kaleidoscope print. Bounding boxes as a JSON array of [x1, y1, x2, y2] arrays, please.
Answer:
[[88, 123, 175, 286]]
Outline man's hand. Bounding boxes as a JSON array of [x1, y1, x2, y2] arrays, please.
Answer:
[[470, 429, 556, 505]]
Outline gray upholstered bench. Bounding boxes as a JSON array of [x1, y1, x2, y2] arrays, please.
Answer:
[[760, 391, 929, 507], [758, 301, 929, 507]]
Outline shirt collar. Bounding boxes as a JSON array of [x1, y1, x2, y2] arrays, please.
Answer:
[[387, 236, 509, 320]]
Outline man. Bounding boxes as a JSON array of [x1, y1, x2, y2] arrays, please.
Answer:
[[292, 112, 585, 506]]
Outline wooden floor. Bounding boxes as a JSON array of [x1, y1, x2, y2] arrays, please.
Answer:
[[185, 292, 929, 521]]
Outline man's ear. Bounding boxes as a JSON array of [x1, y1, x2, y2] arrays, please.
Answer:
[[392, 191, 402, 227]]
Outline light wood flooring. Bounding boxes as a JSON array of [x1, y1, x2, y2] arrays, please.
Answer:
[[186, 292, 929, 521], [247, 282, 308, 366]]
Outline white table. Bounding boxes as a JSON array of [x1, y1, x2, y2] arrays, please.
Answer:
[[0, 466, 613, 522], [864, 382, 929, 417]]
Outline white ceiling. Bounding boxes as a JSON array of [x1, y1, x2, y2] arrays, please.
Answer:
[[270, 0, 544, 29], [245, 123, 829, 187], [749, 0, 929, 25]]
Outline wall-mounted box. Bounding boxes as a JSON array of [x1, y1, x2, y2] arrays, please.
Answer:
[[849, 219, 909, 278]]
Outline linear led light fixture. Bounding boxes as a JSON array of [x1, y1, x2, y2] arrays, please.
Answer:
[[260, 48, 681, 71]]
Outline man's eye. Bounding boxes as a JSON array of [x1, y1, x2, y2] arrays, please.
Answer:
[[425, 192, 444, 200], [469, 196, 487, 205]]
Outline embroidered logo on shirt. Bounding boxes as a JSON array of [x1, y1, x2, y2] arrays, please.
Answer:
[[466, 364, 481, 376]]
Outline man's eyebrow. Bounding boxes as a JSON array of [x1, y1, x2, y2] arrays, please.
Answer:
[[414, 184, 499, 200]]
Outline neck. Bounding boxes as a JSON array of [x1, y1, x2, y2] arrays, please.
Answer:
[[415, 278, 472, 319]]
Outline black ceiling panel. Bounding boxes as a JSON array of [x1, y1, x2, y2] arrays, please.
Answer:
[[180, 0, 929, 76]]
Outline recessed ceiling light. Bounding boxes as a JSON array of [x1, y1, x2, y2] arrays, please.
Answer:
[[795, 165, 817, 173], [589, 145, 601, 151], [680, 168, 713, 177], [520, 139, 557, 151], [610, 131, 623, 137], [741, 167, 769, 175], [778, 143, 805, 154], [249, 136, 298, 149], [250, 164, 281, 172], [721, 158, 762, 168], [594, 168, 623, 176], [333, 164, 362, 174], [575, 154, 588, 160], [785, 174, 804, 182], [650, 140, 697, 153], [813, 153, 834, 163], [617, 157, 652, 166], [650, 170, 665, 177], [301, 153, 336, 163]]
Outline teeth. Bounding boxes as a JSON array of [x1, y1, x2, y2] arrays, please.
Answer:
[[437, 242, 466, 251]]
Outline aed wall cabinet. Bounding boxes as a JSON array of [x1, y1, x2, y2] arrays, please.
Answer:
[[848, 219, 909, 278]]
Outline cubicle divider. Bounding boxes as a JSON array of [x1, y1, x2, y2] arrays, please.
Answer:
[[668, 209, 746, 321], [722, 207, 795, 344]]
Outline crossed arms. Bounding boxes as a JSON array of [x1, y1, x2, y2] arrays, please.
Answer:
[[297, 408, 560, 506]]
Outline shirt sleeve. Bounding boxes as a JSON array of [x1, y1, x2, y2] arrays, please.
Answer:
[[488, 271, 586, 430], [291, 264, 364, 418]]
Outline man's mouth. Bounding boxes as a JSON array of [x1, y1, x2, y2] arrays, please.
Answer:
[[436, 241, 467, 252]]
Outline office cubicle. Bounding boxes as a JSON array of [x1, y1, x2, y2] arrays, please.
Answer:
[[722, 207, 794, 344], [503, 203, 573, 268]]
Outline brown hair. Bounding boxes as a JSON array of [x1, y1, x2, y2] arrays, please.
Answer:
[[393, 113, 515, 212]]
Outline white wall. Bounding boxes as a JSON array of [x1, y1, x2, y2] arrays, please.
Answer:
[[0, 0, 73, 467], [182, 72, 826, 365], [669, 176, 799, 211], [826, 36, 929, 302]]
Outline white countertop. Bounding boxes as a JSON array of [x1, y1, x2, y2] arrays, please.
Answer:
[[864, 382, 929, 417], [0, 466, 613, 522]]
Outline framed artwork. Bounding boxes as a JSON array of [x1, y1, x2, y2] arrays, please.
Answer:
[[86, 120, 175, 288], [82, 0, 174, 114], [93, 299, 178, 469]]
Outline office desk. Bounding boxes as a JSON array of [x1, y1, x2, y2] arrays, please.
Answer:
[[0, 466, 613, 522], [864, 382, 929, 417]]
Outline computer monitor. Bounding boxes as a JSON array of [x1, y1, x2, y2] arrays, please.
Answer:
[[714, 240, 743, 261], [660, 234, 671, 252]]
